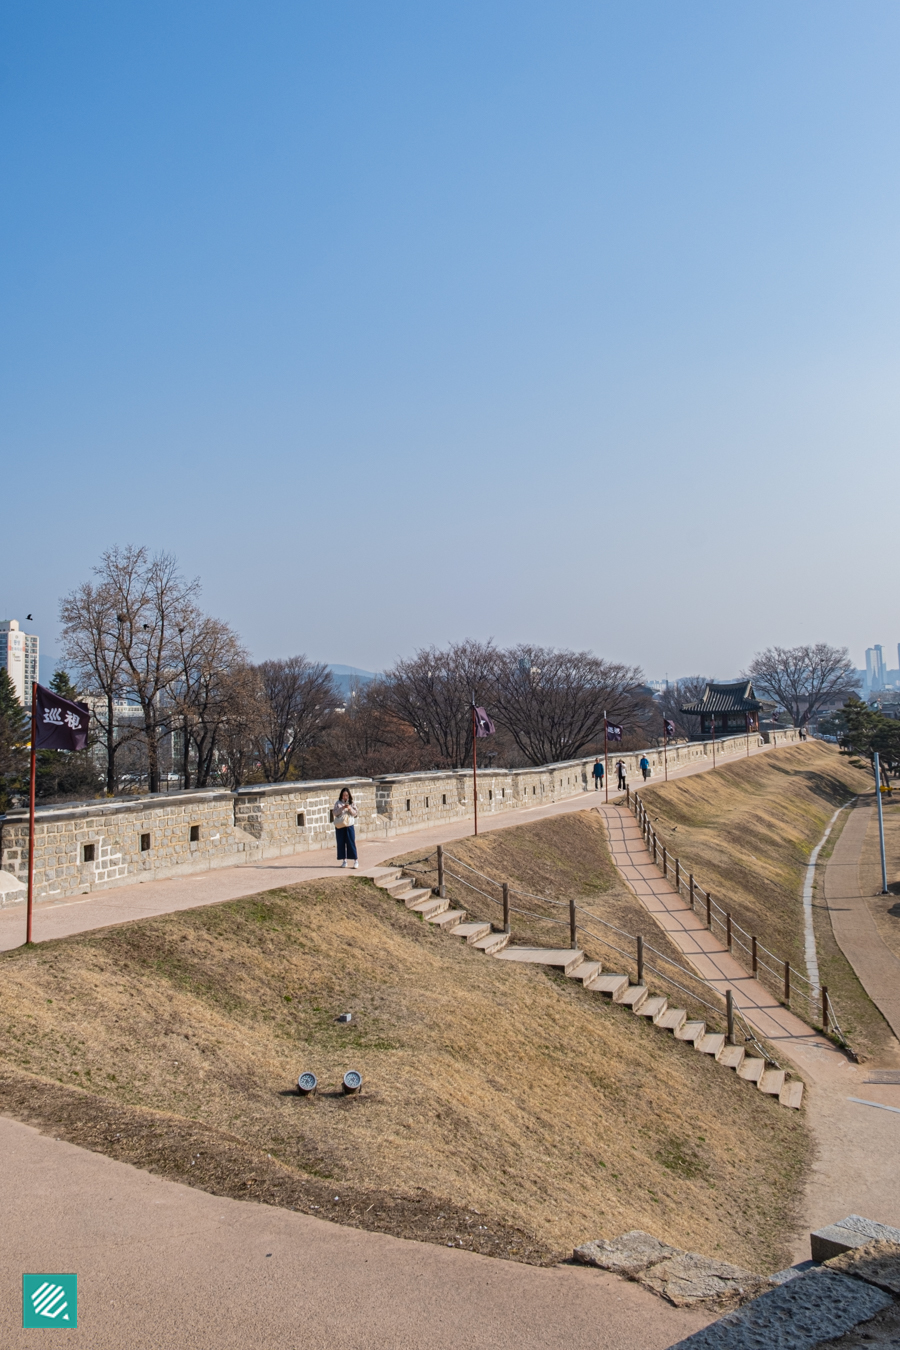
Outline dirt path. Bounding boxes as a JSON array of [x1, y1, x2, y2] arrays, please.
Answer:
[[0, 737, 772, 954], [0, 1113, 709, 1350], [597, 801, 900, 1262], [823, 801, 900, 1041]]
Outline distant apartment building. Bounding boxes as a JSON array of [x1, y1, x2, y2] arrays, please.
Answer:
[[0, 619, 39, 705], [865, 644, 900, 694]]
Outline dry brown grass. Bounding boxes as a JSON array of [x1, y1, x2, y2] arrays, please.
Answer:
[[636, 743, 881, 1044], [393, 810, 726, 1028], [0, 871, 808, 1271]]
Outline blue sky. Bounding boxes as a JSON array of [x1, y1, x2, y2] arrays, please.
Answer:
[[2, 1, 899, 679]]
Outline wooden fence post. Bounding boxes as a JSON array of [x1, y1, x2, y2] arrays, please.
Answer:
[[751, 935, 758, 973], [726, 912, 732, 949], [706, 891, 712, 930], [637, 934, 644, 985], [675, 858, 680, 892], [437, 845, 445, 898], [784, 961, 791, 1004], [502, 881, 510, 933], [822, 985, 829, 1033], [726, 989, 734, 1045], [569, 896, 577, 949], [689, 874, 694, 911], [662, 847, 667, 878]]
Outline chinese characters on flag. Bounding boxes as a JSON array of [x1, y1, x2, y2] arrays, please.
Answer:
[[34, 685, 90, 751]]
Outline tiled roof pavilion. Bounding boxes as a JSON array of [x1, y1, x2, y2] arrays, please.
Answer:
[[680, 680, 762, 738]]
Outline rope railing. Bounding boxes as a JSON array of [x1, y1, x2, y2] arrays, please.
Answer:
[[628, 791, 853, 1053], [432, 847, 781, 1068]]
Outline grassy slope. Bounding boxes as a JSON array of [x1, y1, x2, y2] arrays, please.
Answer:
[[0, 870, 807, 1271], [637, 743, 893, 1057]]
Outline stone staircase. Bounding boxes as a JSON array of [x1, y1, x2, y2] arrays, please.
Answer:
[[368, 866, 803, 1111]]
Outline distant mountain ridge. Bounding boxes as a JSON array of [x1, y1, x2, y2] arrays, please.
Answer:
[[328, 664, 378, 697]]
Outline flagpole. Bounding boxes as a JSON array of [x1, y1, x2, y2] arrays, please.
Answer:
[[26, 680, 37, 946], [472, 703, 478, 836], [604, 711, 609, 803], [663, 719, 669, 781]]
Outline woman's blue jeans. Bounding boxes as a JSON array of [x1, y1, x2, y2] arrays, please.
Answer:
[[336, 825, 358, 861]]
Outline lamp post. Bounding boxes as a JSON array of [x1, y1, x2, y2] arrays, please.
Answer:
[[875, 751, 889, 894]]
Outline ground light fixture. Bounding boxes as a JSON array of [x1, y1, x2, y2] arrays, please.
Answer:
[[297, 1072, 318, 1097], [342, 1071, 363, 1096]]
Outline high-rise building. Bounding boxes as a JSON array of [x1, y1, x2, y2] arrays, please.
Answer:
[[866, 645, 886, 693], [0, 619, 39, 705]]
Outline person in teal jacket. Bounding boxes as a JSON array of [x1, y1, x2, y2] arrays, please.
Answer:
[[592, 759, 604, 790], [640, 755, 651, 781]]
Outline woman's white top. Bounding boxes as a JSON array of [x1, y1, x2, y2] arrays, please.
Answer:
[[334, 801, 359, 828]]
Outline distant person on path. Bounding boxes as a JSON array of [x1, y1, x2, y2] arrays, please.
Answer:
[[616, 760, 627, 790], [334, 788, 359, 868], [592, 759, 604, 790], [640, 755, 651, 781]]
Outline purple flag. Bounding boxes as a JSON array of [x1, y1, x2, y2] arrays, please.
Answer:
[[473, 706, 495, 737], [606, 722, 623, 742], [34, 684, 90, 751], [664, 719, 676, 738]]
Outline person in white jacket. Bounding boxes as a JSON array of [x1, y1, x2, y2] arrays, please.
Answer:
[[334, 788, 359, 868]]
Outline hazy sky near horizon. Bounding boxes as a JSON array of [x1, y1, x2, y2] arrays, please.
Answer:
[[3, 1, 900, 679]]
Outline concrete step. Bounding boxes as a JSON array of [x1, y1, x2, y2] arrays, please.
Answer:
[[779, 1079, 804, 1109], [737, 1057, 766, 1082], [656, 1008, 687, 1033], [493, 947, 584, 975], [401, 888, 434, 907], [409, 896, 448, 919], [674, 1020, 706, 1044], [452, 922, 492, 943], [589, 973, 630, 1000], [636, 995, 667, 1021], [566, 959, 602, 985], [428, 908, 468, 930], [619, 984, 650, 1012], [759, 1068, 786, 1096], [382, 875, 413, 895], [717, 1044, 745, 1070], [696, 1032, 726, 1057], [473, 930, 511, 955]]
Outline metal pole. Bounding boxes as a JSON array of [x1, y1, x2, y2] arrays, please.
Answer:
[[712, 717, 716, 768], [663, 720, 668, 781], [822, 984, 829, 1033], [437, 845, 445, 898], [745, 711, 750, 758], [875, 751, 888, 894], [604, 712, 609, 803], [502, 882, 510, 933], [472, 705, 478, 836], [569, 895, 577, 949], [26, 680, 37, 946], [726, 989, 734, 1044], [637, 934, 644, 985]]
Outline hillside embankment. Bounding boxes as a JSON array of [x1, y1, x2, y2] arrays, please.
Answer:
[[636, 742, 894, 1060], [0, 863, 808, 1271]]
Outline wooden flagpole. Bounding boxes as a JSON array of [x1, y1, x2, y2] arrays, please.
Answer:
[[26, 680, 37, 946], [472, 703, 478, 836], [663, 718, 669, 781]]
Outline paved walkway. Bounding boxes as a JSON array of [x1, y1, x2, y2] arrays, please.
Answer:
[[597, 802, 900, 1262], [0, 1114, 710, 1349], [823, 801, 900, 1041], [0, 738, 772, 953]]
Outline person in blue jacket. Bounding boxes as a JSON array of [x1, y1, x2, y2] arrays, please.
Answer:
[[640, 755, 651, 781], [592, 758, 604, 790]]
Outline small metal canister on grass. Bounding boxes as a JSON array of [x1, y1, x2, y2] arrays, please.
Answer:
[[342, 1070, 363, 1096], [297, 1072, 318, 1097]]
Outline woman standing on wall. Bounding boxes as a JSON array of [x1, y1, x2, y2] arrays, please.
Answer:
[[334, 788, 359, 868]]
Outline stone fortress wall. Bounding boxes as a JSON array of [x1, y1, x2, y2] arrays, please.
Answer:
[[0, 728, 801, 908]]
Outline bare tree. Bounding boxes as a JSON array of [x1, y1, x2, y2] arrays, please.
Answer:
[[216, 665, 266, 788], [659, 675, 711, 741], [492, 645, 643, 764], [253, 656, 336, 781], [60, 576, 139, 793], [377, 641, 500, 767], [171, 612, 248, 787], [745, 644, 860, 728]]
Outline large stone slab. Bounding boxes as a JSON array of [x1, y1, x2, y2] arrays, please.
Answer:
[[811, 1214, 900, 1262], [572, 1230, 681, 1275], [636, 1252, 766, 1310], [825, 1239, 900, 1294], [667, 1267, 893, 1349]]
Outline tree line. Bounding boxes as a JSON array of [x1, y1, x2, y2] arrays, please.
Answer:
[[0, 544, 868, 807]]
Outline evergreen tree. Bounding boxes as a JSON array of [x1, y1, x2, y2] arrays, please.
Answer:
[[50, 668, 80, 700], [0, 668, 27, 811]]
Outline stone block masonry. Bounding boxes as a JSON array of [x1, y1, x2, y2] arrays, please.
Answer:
[[0, 730, 800, 907]]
